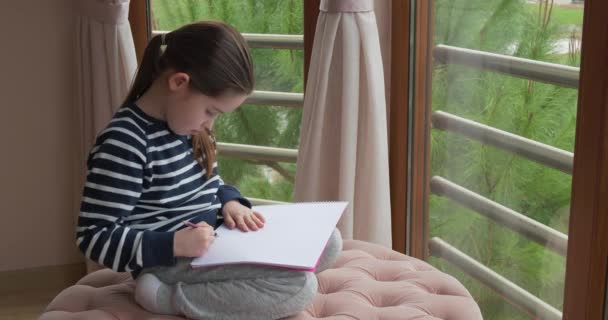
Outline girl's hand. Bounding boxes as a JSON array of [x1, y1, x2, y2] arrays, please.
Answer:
[[222, 200, 265, 232], [173, 221, 215, 257]]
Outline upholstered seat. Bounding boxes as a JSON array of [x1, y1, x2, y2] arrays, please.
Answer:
[[40, 240, 482, 320]]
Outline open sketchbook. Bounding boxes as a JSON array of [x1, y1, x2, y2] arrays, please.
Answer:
[[191, 201, 348, 271]]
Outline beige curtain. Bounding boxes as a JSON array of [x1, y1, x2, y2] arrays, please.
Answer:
[[76, 0, 137, 161], [75, 0, 137, 272], [294, 0, 392, 248]]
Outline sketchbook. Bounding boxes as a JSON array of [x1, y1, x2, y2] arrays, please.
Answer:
[[190, 201, 348, 271]]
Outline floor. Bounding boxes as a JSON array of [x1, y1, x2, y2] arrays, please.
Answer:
[[0, 289, 60, 320]]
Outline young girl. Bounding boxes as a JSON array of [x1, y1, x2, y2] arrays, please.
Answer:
[[76, 21, 341, 320]]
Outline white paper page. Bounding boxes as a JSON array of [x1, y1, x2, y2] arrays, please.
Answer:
[[191, 201, 347, 270]]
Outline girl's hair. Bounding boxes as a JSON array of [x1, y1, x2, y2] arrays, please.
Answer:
[[124, 21, 254, 177]]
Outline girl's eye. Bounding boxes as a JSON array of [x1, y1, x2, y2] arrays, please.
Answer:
[[206, 110, 216, 117]]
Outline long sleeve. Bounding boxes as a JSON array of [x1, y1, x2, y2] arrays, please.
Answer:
[[216, 175, 252, 209], [76, 126, 175, 273]]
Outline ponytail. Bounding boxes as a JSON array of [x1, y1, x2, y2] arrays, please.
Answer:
[[123, 34, 165, 106]]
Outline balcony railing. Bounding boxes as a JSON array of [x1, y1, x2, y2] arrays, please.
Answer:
[[429, 237, 562, 320], [217, 142, 298, 163], [246, 90, 304, 108], [433, 45, 580, 88], [152, 31, 304, 50], [429, 45, 578, 319], [432, 111, 573, 174], [430, 176, 568, 257]]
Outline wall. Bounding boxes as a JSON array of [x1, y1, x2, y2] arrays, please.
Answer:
[[0, 0, 83, 272]]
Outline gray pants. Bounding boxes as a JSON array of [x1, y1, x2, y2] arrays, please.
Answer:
[[140, 229, 342, 320]]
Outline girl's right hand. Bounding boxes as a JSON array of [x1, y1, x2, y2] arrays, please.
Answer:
[[173, 222, 216, 257]]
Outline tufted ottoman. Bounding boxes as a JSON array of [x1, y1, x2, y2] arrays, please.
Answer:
[[40, 240, 482, 319]]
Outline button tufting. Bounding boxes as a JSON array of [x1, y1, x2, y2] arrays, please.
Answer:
[[40, 240, 482, 320]]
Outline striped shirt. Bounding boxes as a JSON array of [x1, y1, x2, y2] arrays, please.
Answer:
[[76, 103, 250, 276]]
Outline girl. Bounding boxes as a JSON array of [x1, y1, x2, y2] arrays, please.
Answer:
[[76, 21, 341, 320]]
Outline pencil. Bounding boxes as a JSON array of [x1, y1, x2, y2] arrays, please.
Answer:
[[183, 221, 218, 237]]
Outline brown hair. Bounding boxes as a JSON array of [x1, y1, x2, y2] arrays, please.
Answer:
[[123, 21, 254, 177]]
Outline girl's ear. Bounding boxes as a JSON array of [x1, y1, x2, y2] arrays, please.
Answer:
[[167, 72, 191, 92]]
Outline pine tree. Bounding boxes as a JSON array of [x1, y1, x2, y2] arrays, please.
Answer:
[[431, 0, 580, 318]]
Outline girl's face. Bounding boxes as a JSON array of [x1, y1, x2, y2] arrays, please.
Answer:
[[165, 72, 247, 135]]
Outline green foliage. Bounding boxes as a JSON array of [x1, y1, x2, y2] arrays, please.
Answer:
[[524, 3, 584, 33], [152, 0, 304, 202], [431, 0, 581, 318]]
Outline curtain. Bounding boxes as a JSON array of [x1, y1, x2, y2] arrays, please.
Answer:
[[76, 0, 137, 159], [294, 0, 392, 248], [75, 0, 137, 272]]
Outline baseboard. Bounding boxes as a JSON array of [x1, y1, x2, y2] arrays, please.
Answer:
[[0, 263, 86, 295]]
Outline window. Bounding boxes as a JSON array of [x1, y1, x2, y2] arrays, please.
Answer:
[[428, 1, 582, 318], [392, 0, 608, 318]]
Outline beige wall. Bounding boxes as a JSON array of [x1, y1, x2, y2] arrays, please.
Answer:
[[0, 0, 83, 272]]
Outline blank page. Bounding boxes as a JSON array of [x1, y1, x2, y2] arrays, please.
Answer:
[[191, 201, 347, 271]]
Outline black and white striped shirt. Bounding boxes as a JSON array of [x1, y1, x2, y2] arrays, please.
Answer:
[[76, 103, 250, 276]]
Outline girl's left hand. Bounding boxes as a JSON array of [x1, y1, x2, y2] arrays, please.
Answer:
[[222, 200, 265, 232]]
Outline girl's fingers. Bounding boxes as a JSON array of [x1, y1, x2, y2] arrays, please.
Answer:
[[251, 214, 264, 228], [244, 215, 258, 231], [236, 216, 249, 232], [224, 213, 236, 229], [253, 211, 266, 223]]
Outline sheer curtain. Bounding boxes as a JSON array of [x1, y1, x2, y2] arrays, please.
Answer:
[[75, 0, 137, 272], [294, 0, 392, 248]]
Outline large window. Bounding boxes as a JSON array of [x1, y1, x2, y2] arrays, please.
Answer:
[[417, 0, 583, 318]]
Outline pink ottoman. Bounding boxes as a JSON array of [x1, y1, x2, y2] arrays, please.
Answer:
[[40, 240, 482, 319]]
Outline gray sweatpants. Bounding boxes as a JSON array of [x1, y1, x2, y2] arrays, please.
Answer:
[[140, 229, 342, 320]]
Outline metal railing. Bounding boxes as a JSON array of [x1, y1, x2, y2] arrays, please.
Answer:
[[246, 90, 304, 107], [215, 143, 295, 205], [152, 31, 304, 50], [217, 142, 298, 163], [238, 33, 303, 50], [430, 176, 568, 256], [432, 111, 573, 174], [433, 45, 580, 88], [429, 237, 562, 320], [430, 44, 579, 318]]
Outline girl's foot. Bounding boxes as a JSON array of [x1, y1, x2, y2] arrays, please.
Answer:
[[134, 273, 177, 315]]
